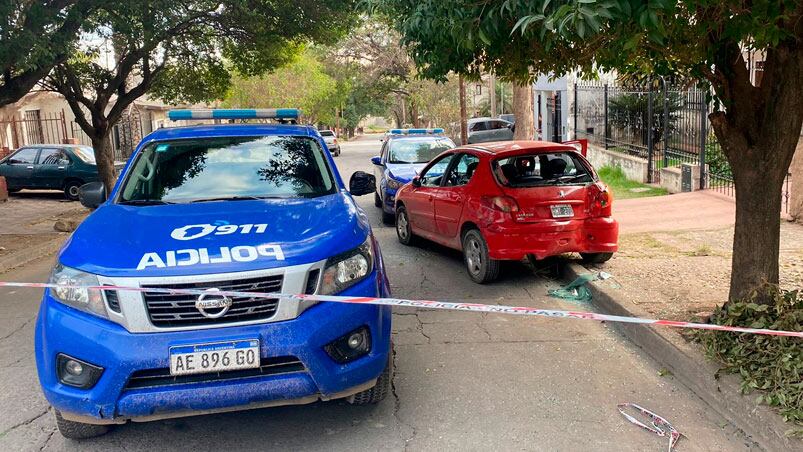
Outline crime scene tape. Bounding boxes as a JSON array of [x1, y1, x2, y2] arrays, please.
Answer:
[[618, 403, 682, 452], [1, 281, 802, 338]]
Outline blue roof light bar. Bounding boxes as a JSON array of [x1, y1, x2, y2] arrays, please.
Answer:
[[388, 128, 444, 135], [168, 108, 300, 121]]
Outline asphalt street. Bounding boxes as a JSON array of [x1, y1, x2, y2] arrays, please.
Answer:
[[0, 134, 758, 451]]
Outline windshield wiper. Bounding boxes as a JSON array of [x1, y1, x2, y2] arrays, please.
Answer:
[[188, 195, 284, 203], [118, 199, 175, 206]]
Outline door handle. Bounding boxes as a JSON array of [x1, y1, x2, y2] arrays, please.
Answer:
[[26, 166, 34, 169], [58, 166, 65, 169], [428, 195, 434, 202]]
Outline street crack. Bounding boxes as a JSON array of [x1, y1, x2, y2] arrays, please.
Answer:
[[390, 346, 417, 451], [1, 408, 49, 437], [0, 317, 34, 342]]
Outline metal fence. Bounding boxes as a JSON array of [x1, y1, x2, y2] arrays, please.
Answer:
[[0, 111, 70, 153], [574, 80, 711, 185], [575, 80, 795, 213]]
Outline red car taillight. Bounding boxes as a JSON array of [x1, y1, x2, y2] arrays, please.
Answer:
[[481, 195, 520, 213], [588, 183, 613, 217]]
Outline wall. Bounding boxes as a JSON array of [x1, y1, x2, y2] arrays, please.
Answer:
[[586, 143, 648, 182]]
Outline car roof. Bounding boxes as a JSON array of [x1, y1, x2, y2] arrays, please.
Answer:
[[143, 123, 316, 142], [18, 144, 90, 149], [458, 140, 577, 156]]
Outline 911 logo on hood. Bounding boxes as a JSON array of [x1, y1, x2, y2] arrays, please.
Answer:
[[137, 222, 283, 270]]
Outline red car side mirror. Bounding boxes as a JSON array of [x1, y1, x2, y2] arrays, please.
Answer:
[[412, 176, 422, 188]]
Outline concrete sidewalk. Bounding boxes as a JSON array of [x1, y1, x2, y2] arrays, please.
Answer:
[[613, 190, 735, 234]]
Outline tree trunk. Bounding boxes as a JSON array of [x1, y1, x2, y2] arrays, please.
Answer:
[[458, 74, 468, 145], [728, 158, 785, 302], [90, 133, 117, 192], [512, 82, 534, 140]]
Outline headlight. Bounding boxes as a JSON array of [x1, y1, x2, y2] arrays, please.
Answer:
[[321, 237, 374, 295], [386, 177, 404, 190], [49, 264, 108, 319]]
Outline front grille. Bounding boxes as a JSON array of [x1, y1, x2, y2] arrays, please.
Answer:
[[124, 356, 304, 390], [142, 275, 283, 327]]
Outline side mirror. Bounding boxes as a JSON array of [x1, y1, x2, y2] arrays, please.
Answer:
[[371, 156, 382, 166], [349, 171, 376, 196], [78, 181, 106, 209], [412, 176, 422, 188]]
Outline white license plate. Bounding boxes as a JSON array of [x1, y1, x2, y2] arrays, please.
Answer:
[[169, 339, 259, 376], [550, 204, 574, 218]]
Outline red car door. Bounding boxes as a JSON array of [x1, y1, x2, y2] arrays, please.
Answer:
[[434, 153, 481, 238], [406, 153, 455, 234]]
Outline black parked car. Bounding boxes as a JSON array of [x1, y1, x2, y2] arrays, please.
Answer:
[[0, 145, 101, 200]]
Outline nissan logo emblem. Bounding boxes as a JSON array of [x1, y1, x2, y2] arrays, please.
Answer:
[[195, 288, 233, 319]]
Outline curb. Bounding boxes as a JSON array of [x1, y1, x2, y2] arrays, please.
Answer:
[[564, 263, 795, 451], [0, 235, 66, 273]]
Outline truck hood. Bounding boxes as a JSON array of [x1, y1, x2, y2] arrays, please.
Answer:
[[59, 192, 370, 277], [386, 163, 428, 183]]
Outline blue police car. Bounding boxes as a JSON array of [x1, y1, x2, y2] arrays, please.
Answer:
[[35, 109, 393, 439], [371, 129, 455, 223]]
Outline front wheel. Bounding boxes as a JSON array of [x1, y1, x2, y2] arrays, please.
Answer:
[[347, 347, 392, 405], [374, 192, 382, 207], [64, 180, 83, 201], [462, 229, 500, 284], [580, 252, 614, 264], [54, 410, 111, 439]]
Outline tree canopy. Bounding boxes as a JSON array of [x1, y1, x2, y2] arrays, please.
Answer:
[[0, 1, 101, 106], [41, 0, 357, 189]]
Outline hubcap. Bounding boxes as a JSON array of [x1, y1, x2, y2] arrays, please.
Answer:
[[397, 212, 409, 240], [68, 185, 79, 197], [466, 237, 482, 275]]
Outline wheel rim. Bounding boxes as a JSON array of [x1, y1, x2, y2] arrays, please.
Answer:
[[68, 185, 79, 197], [465, 236, 482, 275], [397, 212, 409, 240]]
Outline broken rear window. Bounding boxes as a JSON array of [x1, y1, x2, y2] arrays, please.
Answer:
[[492, 152, 594, 187]]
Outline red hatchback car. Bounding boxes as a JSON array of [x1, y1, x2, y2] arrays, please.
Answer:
[[394, 141, 619, 283]]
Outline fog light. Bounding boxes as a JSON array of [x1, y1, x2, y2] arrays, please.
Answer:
[[57, 354, 103, 389], [325, 326, 371, 363]]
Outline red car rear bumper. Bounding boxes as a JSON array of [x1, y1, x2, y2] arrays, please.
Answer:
[[483, 216, 618, 261]]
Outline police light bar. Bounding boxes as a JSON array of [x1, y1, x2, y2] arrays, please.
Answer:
[[388, 128, 444, 135], [168, 108, 300, 121]]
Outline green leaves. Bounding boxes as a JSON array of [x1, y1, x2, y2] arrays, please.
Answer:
[[695, 289, 803, 427]]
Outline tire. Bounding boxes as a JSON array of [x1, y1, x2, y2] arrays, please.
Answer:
[[347, 347, 392, 405], [580, 252, 614, 264], [395, 206, 416, 245], [382, 210, 395, 225], [54, 410, 111, 439], [64, 180, 83, 201], [374, 192, 383, 208], [462, 229, 500, 284]]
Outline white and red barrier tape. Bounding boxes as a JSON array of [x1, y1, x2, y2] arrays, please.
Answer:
[[618, 403, 682, 451], [1, 281, 801, 338]]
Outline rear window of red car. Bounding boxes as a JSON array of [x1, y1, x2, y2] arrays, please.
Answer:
[[491, 152, 593, 187]]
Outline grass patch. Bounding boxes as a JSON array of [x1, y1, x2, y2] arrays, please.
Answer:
[[597, 165, 668, 199]]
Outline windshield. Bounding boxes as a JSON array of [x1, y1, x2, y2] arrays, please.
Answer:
[[492, 152, 594, 187], [118, 136, 336, 204], [388, 137, 454, 164], [73, 146, 96, 164]]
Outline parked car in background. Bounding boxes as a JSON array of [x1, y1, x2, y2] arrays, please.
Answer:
[[498, 114, 515, 125], [0, 144, 101, 200], [467, 117, 514, 144], [319, 130, 341, 156], [371, 128, 455, 223], [394, 140, 618, 283]]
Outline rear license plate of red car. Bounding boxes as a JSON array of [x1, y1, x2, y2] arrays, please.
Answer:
[[550, 204, 574, 218]]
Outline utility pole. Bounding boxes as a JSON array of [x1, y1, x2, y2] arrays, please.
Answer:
[[489, 73, 497, 117], [459, 75, 468, 145]]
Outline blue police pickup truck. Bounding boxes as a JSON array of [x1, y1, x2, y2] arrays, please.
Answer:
[[35, 109, 393, 438]]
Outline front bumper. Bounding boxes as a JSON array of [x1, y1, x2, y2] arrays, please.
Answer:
[[381, 186, 400, 214], [35, 271, 392, 424], [484, 216, 618, 260]]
